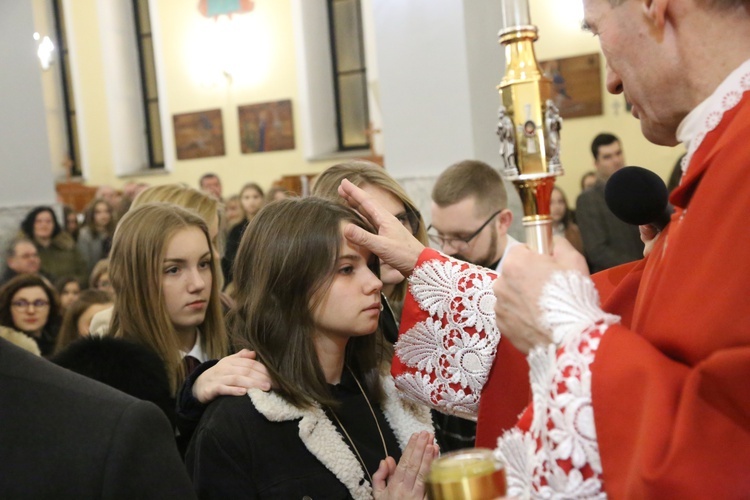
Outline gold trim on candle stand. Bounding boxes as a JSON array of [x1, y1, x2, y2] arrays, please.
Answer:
[[496, 16, 562, 256]]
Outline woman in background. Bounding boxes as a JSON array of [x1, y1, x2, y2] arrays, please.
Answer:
[[222, 182, 265, 286], [88, 259, 114, 298], [63, 205, 80, 242], [55, 276, 81, 314], [224, 194, 244, 230], [550, 185, 584, 254], [0, 274, 61, 356], [77, 198, 116, 273], [187, 197, 434, 499], [20, 206, 88, 284]]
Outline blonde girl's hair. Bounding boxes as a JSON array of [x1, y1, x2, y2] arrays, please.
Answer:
[[133, 183, 225, 254], [311, 160, 428, 304], [109, 202, 228, 394]]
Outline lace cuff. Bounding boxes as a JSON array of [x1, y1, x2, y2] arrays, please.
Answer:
[[539, 270, 620, 346], [394, 256, 501, 420], [494, 270, 618, 498]]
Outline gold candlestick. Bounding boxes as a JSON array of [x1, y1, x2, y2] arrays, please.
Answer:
[[496, 0, 562, 255]]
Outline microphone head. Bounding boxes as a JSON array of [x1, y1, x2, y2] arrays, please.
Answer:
[[605, 166, 669, 226]]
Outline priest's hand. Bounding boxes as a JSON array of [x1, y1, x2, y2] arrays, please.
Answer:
[[493, 236, 589, 354], [639, 224, 661, 257], [338, 179, 425, 277], [372, 431, 438, 499]]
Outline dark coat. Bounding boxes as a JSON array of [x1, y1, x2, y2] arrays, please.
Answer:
[[576, 180, 644, 272], [186, 372, 433, 499], [0, 338, 196, 499], [52, 336, 197, 456], [35, 232, 89, 284]]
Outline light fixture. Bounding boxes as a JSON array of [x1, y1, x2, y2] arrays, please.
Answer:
[[34, 32, 55, 70]]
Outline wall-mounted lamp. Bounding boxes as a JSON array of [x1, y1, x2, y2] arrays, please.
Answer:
[[34, 32, 55, 70]]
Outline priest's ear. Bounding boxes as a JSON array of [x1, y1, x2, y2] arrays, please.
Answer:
[[642, 0, 668, 29]]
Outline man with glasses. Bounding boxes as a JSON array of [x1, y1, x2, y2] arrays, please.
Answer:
[[1, 238, 48, 286], [420, 160, 526, 452], [429, 160, 518, 271]]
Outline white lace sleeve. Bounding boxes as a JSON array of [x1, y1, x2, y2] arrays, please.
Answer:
[[495, 271, 620, 499], [393, 257, 500, 420]]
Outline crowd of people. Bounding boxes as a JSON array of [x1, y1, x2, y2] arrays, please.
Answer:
[[3, 0, 749, 496]]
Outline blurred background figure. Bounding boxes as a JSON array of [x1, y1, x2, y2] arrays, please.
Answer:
[[265, 185, 294, 203], [1, 237, 49, 287], [580, 170, 597, 192], [54, 289, 113, 354], [223, 182, 264, 286], [550, 186, 584, 255], [199, 172, 223, 201], [19, 206, 88, 284], [55, 276, 82, 314], [77, 198, 116, 274], [63, 205, 80, 242], [95, 185, 122, 212], [0, 274, 61, 357], [89, 259, 114, 298], [224, 194, 244, 229]]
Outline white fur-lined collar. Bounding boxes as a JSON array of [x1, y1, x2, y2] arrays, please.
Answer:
[[248, 372, 433, 500]]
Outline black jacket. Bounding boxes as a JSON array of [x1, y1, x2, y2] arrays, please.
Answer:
[[0, 338, 195, 498]]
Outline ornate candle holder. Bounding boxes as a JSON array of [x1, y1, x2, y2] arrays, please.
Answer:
[[496, 0, 562, 255]]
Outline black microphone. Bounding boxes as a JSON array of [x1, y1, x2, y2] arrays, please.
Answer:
[[605, 166, 674, 230]]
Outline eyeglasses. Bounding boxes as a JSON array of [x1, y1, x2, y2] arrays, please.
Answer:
[[427, 210, 502, 249], [15, 253, 39, 260], [11, 299, 50, 310], [395, 208, 422, 236]]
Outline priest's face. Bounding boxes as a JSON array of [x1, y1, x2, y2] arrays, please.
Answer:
[[582, 0, 690, 146]]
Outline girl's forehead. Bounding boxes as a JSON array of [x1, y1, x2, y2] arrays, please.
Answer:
[[337, 232, 372, 260]]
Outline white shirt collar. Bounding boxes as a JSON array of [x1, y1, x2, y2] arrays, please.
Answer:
[[676, 58, 750, 176], [496, 235, 521, 273], [181, 330, 208, 362]]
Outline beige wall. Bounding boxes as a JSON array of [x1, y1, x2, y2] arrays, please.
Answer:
[[56, 0, 683, 200], [66, 0, 343, 196]]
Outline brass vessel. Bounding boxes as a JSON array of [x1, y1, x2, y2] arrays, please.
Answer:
[[426, 448, 506, 500]]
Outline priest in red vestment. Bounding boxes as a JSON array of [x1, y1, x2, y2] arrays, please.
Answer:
[[338, 1, 750, 496]]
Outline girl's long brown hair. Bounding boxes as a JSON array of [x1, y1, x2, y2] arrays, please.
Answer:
[[227, 197, 390, 409]]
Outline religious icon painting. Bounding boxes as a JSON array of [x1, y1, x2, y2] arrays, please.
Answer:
[[238, 100, 295, 154]]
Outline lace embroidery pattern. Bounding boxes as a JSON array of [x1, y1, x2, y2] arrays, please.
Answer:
[[682, 70, 750, 176], [394, 258, 500, 418], [495, 271, 619, 499]]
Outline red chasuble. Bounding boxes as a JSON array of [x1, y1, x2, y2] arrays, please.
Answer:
[[591, 90, 750, 498]]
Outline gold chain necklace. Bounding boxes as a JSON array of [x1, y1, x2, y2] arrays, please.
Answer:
[[327, 366, 388, 485]]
